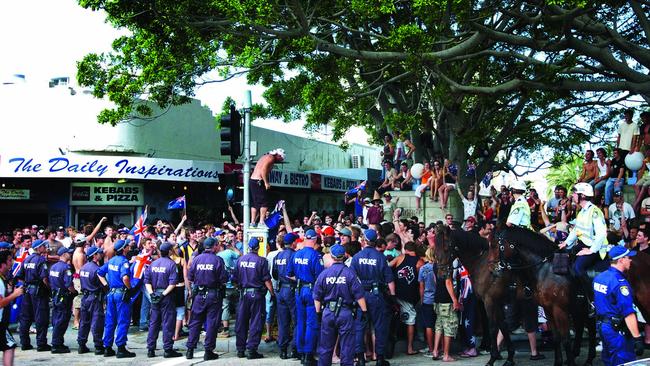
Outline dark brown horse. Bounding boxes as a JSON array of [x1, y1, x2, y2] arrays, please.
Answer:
[[496, 226, 590, 366], [628, 251, 650, 323], [434, 225, 517, 366]]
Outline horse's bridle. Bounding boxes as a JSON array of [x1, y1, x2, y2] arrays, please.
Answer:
[[496, 231, 550, 271]]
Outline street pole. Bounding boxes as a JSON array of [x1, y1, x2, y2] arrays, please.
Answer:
[[243, 90, 252, 242]]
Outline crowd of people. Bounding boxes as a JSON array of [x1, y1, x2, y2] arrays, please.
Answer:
[[0, 110, 649, 366]]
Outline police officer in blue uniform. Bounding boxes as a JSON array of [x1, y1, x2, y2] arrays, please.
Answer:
[[593, 245, 644, 366], [77, 246, 105, 355], [17, 239, 51, 351], [185, 237, 229, 361], [350, 229, 396, 366], [97, 239, 136, 358], [314, 244, 368, 366], [49, 247, 77, 353], [274, 232, 298, 359], [145, 242, 182, 358], [288, 229, 324, 366], [234, 237, 275, 359]]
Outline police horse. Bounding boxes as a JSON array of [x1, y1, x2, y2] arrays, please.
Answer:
[[434, 225, 519, 366]]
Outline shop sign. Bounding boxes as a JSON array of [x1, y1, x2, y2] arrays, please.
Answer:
[[70, 182, 144, 206], [0, 189, 30, 200], [320, 175, 361, 192], [0, 152, 222, 183], [268, 169, 310, 189]]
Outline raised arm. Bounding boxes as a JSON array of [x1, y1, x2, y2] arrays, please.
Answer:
[[87, 217, 108, 242], [174, 214, 187, 236]]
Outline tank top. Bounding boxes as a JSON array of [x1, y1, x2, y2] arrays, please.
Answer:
[[395, 255, 420, 304], [395, 141, 406, 161], [597, 159, 608, 178]]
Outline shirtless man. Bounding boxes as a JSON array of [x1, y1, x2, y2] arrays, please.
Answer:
[[250, 148, 285, 227], [72, 217, 106, 329], [577, 150, 598, 184]]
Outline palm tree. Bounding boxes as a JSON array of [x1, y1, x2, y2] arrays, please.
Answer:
[[545, 157, 583, 197]]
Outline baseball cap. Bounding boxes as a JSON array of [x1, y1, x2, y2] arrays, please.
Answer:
[[114, 239, 128, 252], [305, 229, 318, 240], [32, 239, 46, 249], [95, 232, 106, 239], [283, 233, 298, 244], [609, 245, 636, 260], [74, 233, 87, 244], [465, 216, 477, 223], [322, 226, 335, 237], [85, 246, 103, 258], [57, 226, 65, 231], [614, 191, 623, 197], [203, 237, 217, 249], [31, 225, 38, 229], [364, 229, 378, 242], [248, 237, 260, 249], [117, 227, 130, 234], [337, 228, 352, 237], [160, 242, 174, 252], [213, 229, 225, 236], [0, 242, 12, 250], [330, 244, 346, 260], [57, 247, 75, 256]]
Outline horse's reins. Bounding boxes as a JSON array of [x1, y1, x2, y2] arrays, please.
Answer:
[[496, 232, 551, 271]]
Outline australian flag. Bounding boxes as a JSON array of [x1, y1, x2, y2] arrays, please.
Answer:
[[167, 195, 186, 210], [130, 208, 148, 244], [345, 180, 366, 196]]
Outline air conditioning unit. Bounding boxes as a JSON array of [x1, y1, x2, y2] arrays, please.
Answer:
[[351, 155, 363, 168]]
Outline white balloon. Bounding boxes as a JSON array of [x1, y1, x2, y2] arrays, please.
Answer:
[[410, 163, 425, 179], [625, 151, 644, 171]]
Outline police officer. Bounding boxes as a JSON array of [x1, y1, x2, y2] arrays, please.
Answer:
[[350, 229, 395, 366], [559, 182, 607, 315], [97, 239, 136, 358], [314, 244, 368, 366], [145, 242, 182, 358], [593, 245, 644, 365], [185, 237, 228, 360], [235, 237, 275, 359], [77, 246, 105, 355], [49, 247, 77, 353], [506, 180, 531, 229], [275, 232, 299, 359], [288, 229, 324, 365], [17, 239, 51, 351]]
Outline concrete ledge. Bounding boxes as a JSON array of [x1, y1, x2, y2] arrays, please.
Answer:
[[386, 189, 464, 224]]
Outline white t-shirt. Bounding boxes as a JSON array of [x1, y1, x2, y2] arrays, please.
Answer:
[[641, 197, 650, 214], [618, 122, 639, 151], [608, 202, 635, 230], [462, 197, 478, 220]]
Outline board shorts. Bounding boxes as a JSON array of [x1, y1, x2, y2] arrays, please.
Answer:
[[250, 179, 269, 209]]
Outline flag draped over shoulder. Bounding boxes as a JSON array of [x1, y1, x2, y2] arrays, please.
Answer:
[[130, 208, 148, 243]]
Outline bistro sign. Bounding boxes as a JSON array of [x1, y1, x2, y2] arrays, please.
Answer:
[[0, 153, 223, 183]]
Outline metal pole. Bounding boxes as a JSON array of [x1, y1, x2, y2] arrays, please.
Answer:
[[243, 90, 252, 242]]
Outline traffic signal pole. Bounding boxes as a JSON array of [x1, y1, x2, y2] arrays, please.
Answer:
[[243, 91, 252, 239]]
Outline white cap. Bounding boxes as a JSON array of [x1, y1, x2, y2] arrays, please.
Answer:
[[510, 180, 527, 192], [269, 148, 285, 160], [573, 182, 594, 197], [73, 233, 87, 244]]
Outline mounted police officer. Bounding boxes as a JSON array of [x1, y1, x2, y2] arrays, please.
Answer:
[[234, 237, 275, 359], [350, 229, 396, 366], [185, 237, 228, 360], [274, 232, 299, 359], [145, 242, 182, 358], [559, 182, 608, 316], [314, 244, 368, 366], [49, 247, 77, 353], [17, 239, 51, 352], [97, 239, 136, 358], [288, 229, 324, 366], [506, 180, 531, 229], [77, 246, 105, 355], [593, 245, 644, 365]]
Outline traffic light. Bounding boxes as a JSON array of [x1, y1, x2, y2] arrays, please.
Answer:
[[220, 105, 241, 163]]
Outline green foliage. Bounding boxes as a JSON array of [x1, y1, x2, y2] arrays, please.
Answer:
[[545, 156, 583, 197]]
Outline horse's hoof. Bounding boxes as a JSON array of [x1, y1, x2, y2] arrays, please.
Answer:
[[502, 361, 515, 366]]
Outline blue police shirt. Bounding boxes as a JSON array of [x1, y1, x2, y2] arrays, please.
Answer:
[[593, 267, 635, 319], [350, 247, 394, 287], [98, 255, 131, 289], [274, 248, 296, 284], [48, 261, 74, 291], [288, 247, 324, 284]]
